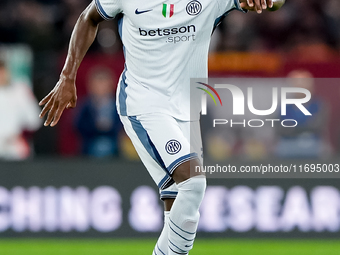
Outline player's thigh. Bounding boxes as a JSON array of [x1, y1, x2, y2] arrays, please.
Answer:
[[120, 113, 204, 189], [177, 118, 203, 165], [120, 115, 174, 191], [135, 113, 201, 173], [171, 119, 204, 182], [136, 114, 204, 183]]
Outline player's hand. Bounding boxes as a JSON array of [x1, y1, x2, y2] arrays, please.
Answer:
[[239, 0, 273, 13], [39, 77, 77, 127]]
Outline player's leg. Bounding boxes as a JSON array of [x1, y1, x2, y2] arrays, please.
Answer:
[[153, 184, 177, 255], [167, 164, 205, 254], [152, 198, 174, 255], [120, 113, 204, 255], [155, 117, 205, 255], [164, 199, 175, 211], [166, 118, 205, 255], [154, 168, 205, 255], [155, 166, 205, 255], [119, 115, 175, 255]]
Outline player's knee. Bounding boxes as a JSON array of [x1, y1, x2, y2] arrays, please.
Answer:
[[169, 176, 206, 252], [177, 176, 206, 209], [188, 176, 206, 201]]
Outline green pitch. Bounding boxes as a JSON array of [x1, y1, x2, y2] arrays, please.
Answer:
[[0, 239, 339, 255]]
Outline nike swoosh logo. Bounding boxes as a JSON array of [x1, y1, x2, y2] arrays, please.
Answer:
[[135, 8, 152, 15]]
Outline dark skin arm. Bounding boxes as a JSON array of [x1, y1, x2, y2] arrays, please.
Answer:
[[39, 2, 104, 126], [39, 0, 272, 126]]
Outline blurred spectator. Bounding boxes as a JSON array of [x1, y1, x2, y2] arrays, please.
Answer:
[[0, 60, 42, 160], [210, 0, 340, 53], [74, 67, 122, 157], [275, 70, 330, 158]]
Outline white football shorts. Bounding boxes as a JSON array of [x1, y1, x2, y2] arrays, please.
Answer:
[[120, 113, 203, 200]]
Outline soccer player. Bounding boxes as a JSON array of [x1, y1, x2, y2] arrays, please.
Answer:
[[39, 0, 272, 254]]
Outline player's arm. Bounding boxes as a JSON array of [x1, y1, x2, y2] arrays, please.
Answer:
[[39, 2, 105, 127], [239, 0, 273, 13]]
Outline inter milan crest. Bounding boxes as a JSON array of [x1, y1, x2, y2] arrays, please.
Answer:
[[186, 0, 202, 16], [165, 140, 182, 155]]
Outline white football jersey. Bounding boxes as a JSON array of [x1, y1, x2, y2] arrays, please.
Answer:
[[95, 0, 244, 120]]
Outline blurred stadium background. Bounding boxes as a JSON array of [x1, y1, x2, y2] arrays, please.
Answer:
[[1, 0, 340, 254]]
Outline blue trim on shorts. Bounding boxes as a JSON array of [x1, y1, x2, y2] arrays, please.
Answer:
[[158, 175, 175, 190], [128, 116, 175, 190], [160, 191, 178, 199], [167, 153, 199, 175], [94, 0, 114, 20], [128, 116, 167, 170]]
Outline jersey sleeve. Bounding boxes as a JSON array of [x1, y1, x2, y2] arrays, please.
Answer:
[[94, 0, 122, 20], [216, 0, 246, 17]]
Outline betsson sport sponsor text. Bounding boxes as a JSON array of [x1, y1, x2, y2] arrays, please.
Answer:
[[139, 25, 196, 44]]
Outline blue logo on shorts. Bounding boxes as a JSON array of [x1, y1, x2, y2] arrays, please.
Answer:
[[166, 140, 182, 155]]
